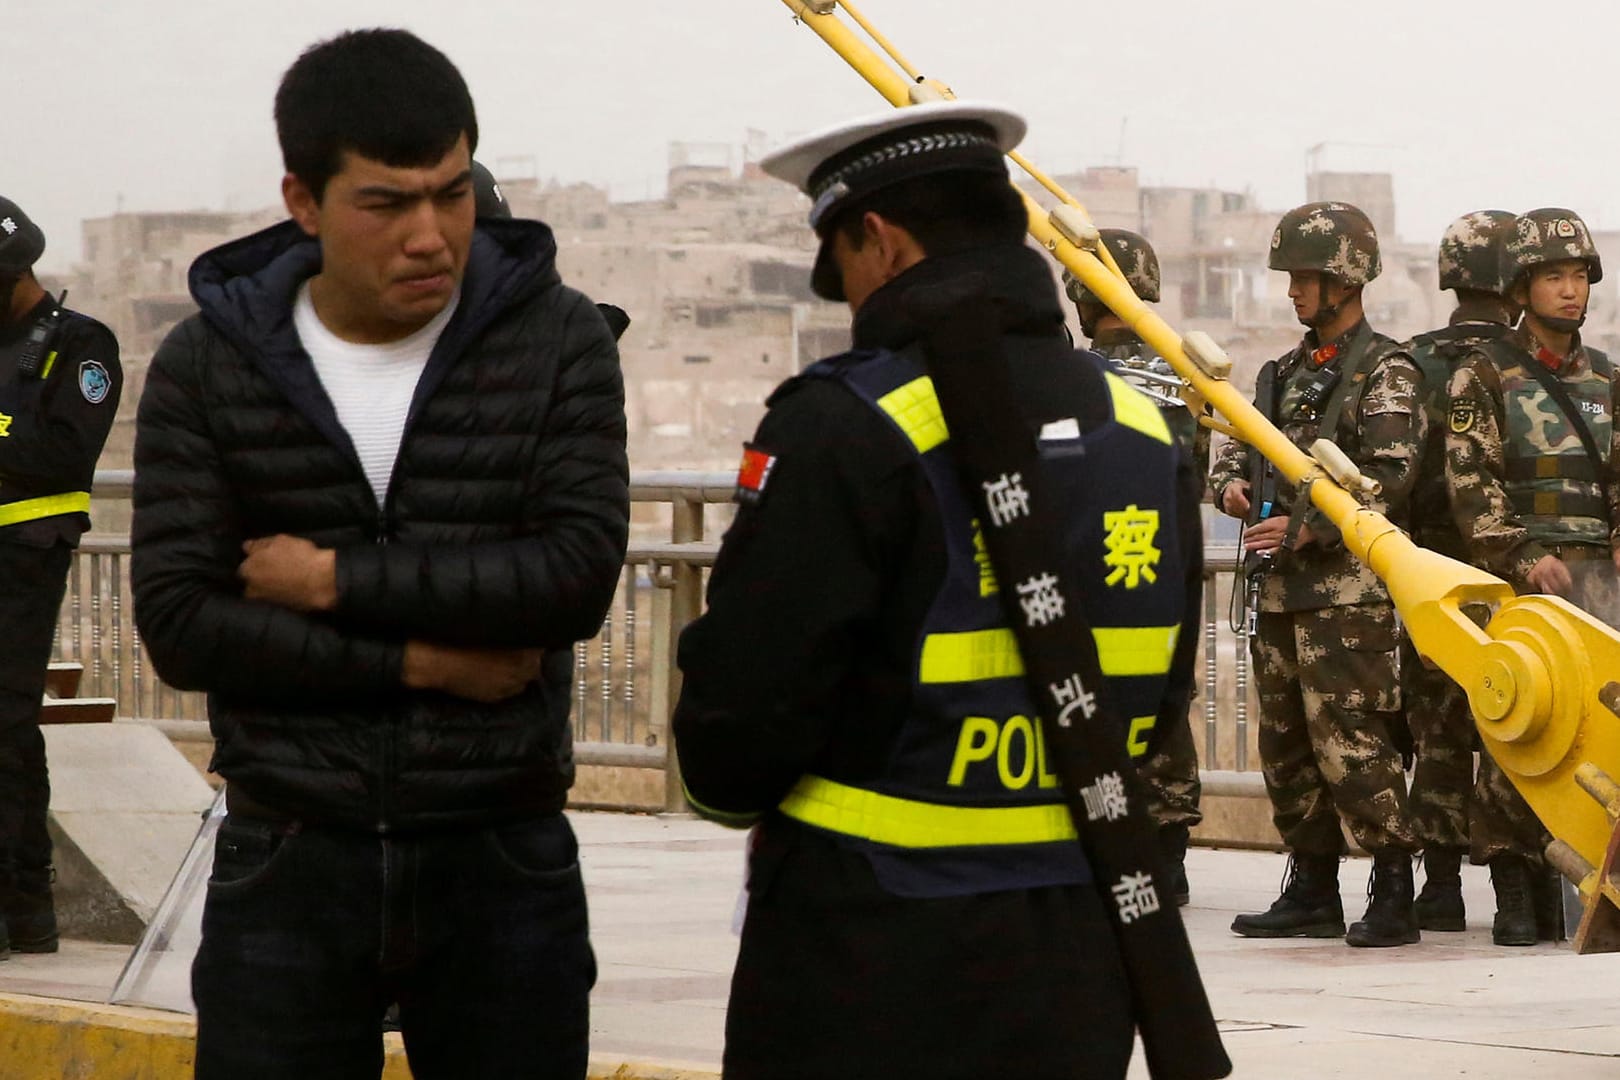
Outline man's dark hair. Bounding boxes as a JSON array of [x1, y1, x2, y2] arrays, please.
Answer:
[[830, 171, 1026, 256], [275, 28, 478, 201]]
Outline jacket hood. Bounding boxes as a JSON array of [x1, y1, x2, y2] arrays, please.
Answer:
[[184, 216, 565, 475], [188, 216, 563, 363]]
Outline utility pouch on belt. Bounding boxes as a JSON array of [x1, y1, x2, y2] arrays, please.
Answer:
[[906, 274, 1229, 1080]]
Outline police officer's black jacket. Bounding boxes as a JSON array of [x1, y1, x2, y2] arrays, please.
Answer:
[[674, 245, 1202, 1077], [0, 294, 121, 547], [674, 243, 1203, 827], [131, 218, 629, 832]]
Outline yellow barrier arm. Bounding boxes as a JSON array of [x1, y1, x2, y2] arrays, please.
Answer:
[[778, 0, 1620, 951]]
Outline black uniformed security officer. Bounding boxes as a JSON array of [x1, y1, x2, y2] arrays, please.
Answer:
[[672, 103, 1205, 1080], [0, 196, 122, 958]]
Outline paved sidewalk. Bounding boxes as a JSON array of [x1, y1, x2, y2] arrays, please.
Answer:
[[580, 813, 1620, 1078], [2, 811, 1617, 1078]]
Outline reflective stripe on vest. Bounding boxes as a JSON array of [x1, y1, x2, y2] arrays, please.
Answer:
[[1104, 373, 1173, 445], [0, 491, 91, 528], [778, 774, 1078, 848], [876, 376, 949, 453], [875, 372, 1174, 453], [918, 625, 1179, 683]]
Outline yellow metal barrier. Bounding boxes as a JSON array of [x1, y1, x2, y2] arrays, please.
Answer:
[[776, 0, 1620, 951]]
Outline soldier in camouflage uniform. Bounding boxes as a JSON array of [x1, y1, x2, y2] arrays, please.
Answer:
[[1065, 229, 1208, 905], [1444, 207, 1619, 944], [1400, 210, 1521, 932], [1211, 202, 1425, 948]]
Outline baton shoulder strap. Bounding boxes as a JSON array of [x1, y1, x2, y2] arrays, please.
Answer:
[[1247, 359, 1280, 521], [1316, 323, 1387, 449], [907, 276, 1229, 1080]]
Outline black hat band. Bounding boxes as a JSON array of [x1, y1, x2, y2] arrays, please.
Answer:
[[807, 129, 1002, 230]]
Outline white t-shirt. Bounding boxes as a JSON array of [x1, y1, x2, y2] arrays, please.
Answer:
[[293, 282, 459, 504]]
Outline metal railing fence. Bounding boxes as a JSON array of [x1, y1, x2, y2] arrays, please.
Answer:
[[59, 472, 1261, 810]]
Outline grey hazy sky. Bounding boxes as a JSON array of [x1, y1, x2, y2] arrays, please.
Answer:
[[6, 0, 1613, 273]]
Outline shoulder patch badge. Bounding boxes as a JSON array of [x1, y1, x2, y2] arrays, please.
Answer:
[[78, 360, 111, 405], [1448, 398, 1477, 434], [734, 444, 778, 507]]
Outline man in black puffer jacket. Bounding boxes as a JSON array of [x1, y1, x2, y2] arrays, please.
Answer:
[[131, 30, 627, 1080]]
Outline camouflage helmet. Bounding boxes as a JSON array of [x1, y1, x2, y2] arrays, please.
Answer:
[[1268, 201, 1380, 285], [1508, 207, 1603, 286], [1066, 228, 1160, 308], [1437, 209, 1517, 295]]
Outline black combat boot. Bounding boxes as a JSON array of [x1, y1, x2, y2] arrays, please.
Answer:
[[1231, 853, 1344, 938], [1158, 824, 1191, 907], [1533, 864, 1566, 942], [1414, 847, 1466, 932], [1489, 855, 1536, 947], [1346, 855, 1421, 948], [0, 867, 58, 954]]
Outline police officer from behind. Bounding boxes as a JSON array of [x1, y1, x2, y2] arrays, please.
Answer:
[[673, 102, 1207, 1079], [1210, 202, 1425, 948], [1444, 207, 1615, 945], [1400, 210, 1521, 933], [1066, 229, 1207, 906], [0, 197, 121, 959]]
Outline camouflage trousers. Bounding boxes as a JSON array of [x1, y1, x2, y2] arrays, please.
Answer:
[[1472, 751, 1551, 866], [1139, 701, 1202, 829], [1400, 636, 1474, 851], [1251, 604, 1418, 858]]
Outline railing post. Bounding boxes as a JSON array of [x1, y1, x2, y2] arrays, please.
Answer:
[[1203, 570, 1219, 767], [658, 495, 705, 814], [1234, 605, 1251, 773]]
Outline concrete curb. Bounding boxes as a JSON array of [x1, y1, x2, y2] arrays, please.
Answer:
[[587, 1066, 719, 1080], [0, 992, 715, 1080]]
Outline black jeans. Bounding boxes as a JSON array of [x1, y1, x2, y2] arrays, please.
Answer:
[[0, 542, 73, 881], [193, 811, 595, 1079]]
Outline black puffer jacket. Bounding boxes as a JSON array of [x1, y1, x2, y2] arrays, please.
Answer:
[[132, 218, 629, 832]]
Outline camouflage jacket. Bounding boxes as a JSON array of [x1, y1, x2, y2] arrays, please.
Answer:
[[1444, 325, 1620, 589], [1210, 320, 1425, 612], [1404, 303, 1517, 559], [1091, 327, 1211, 487]]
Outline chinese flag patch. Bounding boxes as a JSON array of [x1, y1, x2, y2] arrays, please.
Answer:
[[734, 444, 778, 506]]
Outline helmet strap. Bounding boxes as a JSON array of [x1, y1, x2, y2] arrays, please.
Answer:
[[1540, 313, 1585, 334], [1301, 274, 1346, 330], [1077, 299, 1103, 341]]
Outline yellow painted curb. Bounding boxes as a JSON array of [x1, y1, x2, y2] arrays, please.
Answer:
[[0, 992, 714, 1080], [0, 993, 193, 1080]]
